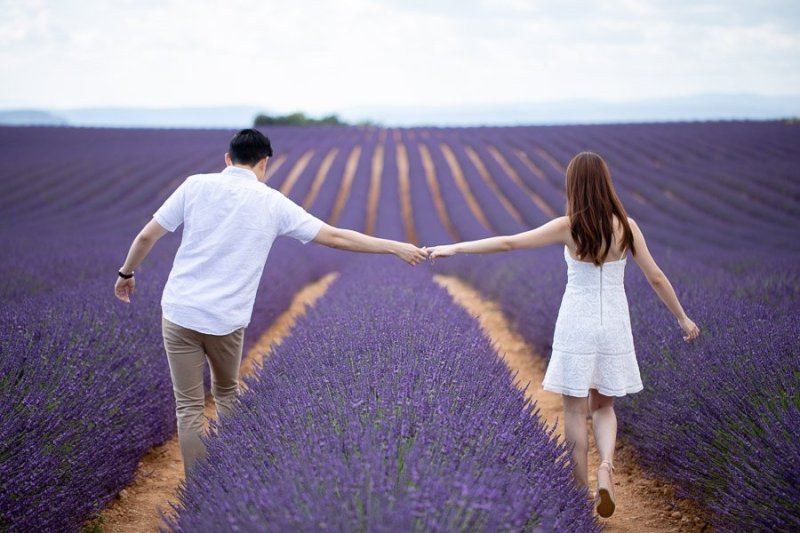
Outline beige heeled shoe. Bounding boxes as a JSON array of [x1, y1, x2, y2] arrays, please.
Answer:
[[596, 461, 616, 518]]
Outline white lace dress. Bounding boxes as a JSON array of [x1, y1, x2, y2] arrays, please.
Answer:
[[542, 247, 643, 397]]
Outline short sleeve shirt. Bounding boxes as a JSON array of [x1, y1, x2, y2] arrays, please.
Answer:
[[154, 166, 324, 334]]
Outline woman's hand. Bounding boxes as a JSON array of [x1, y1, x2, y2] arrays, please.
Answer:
[[428, 244, 457, 260], [678, 316, 700, 342]]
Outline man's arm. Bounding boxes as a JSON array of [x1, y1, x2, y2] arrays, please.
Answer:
[[312, 223, 428, 265], [114, 219, 169, 302]]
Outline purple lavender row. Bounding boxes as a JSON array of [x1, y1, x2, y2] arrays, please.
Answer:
[[617, 254, 800, 531], [0, 241, 333, 532], [416, 136, 492, 242], [280, 134, 347, 206], [511, 122, 800, 250], [436, 132, 525, 236], [427, 122, 800, 528], [167, 260, 598, 532], [464, 137, 554, 228], [334, 130, 380, 232], [516, 129, 728, 249], [303, 135, 361, 222], [0, 126, 346, 531], [398, 130, 453, 244], [433, 245, 800, 530], [486, 138, 565, 218], [0, 238, 177, 531], [373, 132, 406, 241]]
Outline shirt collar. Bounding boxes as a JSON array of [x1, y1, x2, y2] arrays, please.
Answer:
[[222, 166, 258, 181]]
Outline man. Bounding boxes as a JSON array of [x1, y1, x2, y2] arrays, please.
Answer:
[[114, 128, 427, 476]]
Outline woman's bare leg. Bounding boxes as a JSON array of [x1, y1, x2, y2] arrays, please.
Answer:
[[589, 389, 616, 465], [590, 389, 617, 516], [563, 394, 590, 487]]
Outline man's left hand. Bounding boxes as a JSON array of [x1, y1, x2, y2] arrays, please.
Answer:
[[115, 276, 135, 303]]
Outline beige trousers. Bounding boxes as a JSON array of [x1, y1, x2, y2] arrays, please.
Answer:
[[162, 317, 244, 476]]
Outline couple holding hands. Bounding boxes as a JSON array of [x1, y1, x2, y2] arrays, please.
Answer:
[[115, 129, 699, 518]]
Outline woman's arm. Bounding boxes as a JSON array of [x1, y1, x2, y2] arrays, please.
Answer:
[[312, 223, 428, 265], [429, 216, 570, 258], [629, 218, 700, 341]]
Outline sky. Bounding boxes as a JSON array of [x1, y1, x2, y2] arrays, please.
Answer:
[[1, 0, 799, 116]]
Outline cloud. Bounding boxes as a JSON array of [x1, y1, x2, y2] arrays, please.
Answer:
[[0, 0, 798, 111]]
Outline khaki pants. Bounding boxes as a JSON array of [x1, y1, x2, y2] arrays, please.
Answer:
[[162, 317, 244, 476]]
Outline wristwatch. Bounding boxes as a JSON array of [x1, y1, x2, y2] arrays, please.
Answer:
[[118, 270, 134, 279]]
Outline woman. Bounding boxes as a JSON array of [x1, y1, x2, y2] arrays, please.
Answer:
[[429, 151, 699, 518]]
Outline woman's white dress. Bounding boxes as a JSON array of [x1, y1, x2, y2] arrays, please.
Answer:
[[542, 247, 643, 397]]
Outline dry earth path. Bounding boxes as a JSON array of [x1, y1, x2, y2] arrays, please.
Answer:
[[365, 141, 385, 236], [435, 275, 710, 533], [302, 148, 339, 210], [418, 143, 460, 241], [487, 145, 559, 218], [95, 273, 337, 532], [439, 142, 494, 232], [328, 145, 362, 226], [278, 150, 315, 196], [464, 145, 524, 224]]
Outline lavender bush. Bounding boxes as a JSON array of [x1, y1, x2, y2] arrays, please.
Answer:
[[421, 121, 800, 529], [0, 126, 343, 531], [168, 261, 597, 532], [3, 120, 799, 531], [432, 248, 799, 532], [0, 237, 176, 531]]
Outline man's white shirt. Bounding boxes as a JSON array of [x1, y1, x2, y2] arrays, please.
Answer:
[[153, 165, 323, 335]]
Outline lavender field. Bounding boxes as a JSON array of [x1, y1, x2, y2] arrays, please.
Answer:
[[1, 121, 798, 531]]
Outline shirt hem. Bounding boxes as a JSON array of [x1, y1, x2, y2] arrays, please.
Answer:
[[162, 309, 248, 336]]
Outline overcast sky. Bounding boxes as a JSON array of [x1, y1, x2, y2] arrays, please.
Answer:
[[1, 0, 798, 114]]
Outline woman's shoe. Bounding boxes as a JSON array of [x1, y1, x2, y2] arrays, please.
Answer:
[[596, 461, 616, 518]]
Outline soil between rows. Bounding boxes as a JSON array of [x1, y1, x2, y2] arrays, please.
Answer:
[[95, 273, 337, 532], [97, 271, 709, 532], [434, 275, 710, 532]]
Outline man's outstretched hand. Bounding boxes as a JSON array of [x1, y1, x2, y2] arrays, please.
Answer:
[[395, 243, 429, 266], [114, 276, 135, 303]]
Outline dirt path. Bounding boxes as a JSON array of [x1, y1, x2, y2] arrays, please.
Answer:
[[329, 145, 362, 226], [96, 273, 338, 532], [439, 142, 494, 232], [487, 145, 559, 218], [395, 140, 418, 246], [418, 143, 460, 242], [278, 150, 315, 196], [513, 148, 549, 181], [434, 275, 709, 532], [263, 154, 287, 183], [464, 145, 523, 224], [365, 141, 385, 235], [302, 148, 339, 210], [534, 146, 566, 175]]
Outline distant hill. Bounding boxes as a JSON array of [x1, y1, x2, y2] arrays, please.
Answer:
[[1, 94, 797, 128], [0, 106, 264, 129], [0, 110, 68, 126], [339, 93, 800, 127]]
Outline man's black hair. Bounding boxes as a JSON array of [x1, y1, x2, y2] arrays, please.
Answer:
[[229, 129, 273, 166]]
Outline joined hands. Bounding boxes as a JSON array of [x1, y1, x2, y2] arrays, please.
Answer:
[[396, 243, 457, 265]]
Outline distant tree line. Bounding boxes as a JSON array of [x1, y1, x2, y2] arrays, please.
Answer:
[[253, 111, 379, 127], [253, 112, 346, 127]]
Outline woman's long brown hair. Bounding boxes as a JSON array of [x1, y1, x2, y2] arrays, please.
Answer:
[[565, 151, 635, 265]]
